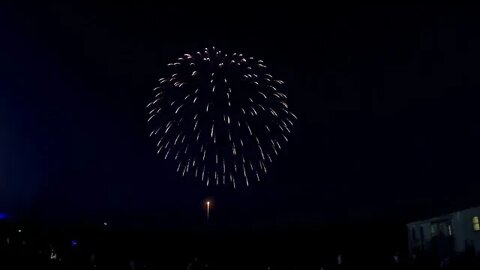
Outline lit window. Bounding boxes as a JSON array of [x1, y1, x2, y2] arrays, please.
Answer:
[[473, 216, 480, 231]]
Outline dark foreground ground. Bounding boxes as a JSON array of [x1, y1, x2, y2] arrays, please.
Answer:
[[1, 221, 480, 269]]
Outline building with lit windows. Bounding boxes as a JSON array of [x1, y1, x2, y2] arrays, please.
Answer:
[[407, 206, 480, 257]]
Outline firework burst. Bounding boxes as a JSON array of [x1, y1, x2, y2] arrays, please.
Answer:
[[147, 47, 296, 188]]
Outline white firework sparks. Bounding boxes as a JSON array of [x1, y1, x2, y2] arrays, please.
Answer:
[[147, 47, 296, 188]]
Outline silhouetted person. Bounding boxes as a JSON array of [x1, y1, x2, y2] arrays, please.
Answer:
[[187, 257, 201, 270]]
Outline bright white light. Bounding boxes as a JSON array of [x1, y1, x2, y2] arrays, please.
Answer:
[[103, 222, 108, 226], [17, 229, 22, 233]]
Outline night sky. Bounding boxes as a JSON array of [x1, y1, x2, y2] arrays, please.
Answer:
[[2, 3, 480, 230]]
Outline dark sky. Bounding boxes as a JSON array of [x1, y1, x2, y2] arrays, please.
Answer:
[[1, 3, 480, 229]]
